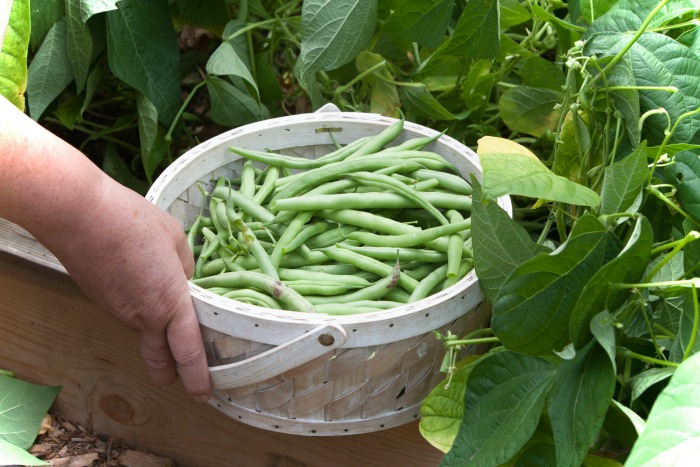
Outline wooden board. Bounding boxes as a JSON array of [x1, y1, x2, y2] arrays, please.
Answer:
[[0, 251, 444, 466]]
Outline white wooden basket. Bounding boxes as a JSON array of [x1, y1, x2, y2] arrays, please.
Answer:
[[146, 105, 512, 436]]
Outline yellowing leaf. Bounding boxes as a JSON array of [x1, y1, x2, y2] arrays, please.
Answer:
[[477, 136, 601, 207], [0, 0, 30, 110]]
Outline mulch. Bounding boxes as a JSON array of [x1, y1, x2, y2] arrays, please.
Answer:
[[29, 413, 176, 467]]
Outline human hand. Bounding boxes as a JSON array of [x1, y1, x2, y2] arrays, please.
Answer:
[[44, 175, 212, 402]]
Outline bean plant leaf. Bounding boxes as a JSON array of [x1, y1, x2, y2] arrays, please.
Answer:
[[547, 341, 616, 467], [498, 86, 563, 137], [669, 288, 700, 362], [435, 0, 500, 60], [26, 18, 74, 120], [477, 136, 601, 206], [207, 75, 268, 127], [625, 352, 700, 466], [206, 41, 260, 101], [295, 0, 377, 84], [106, 0, 180, 126], [590, 311, 617, 372], [664, 152, 700, 226], [80, 0, 119, 21], [600, 142, 648, 217], [492, 215, 621, 355], [401, 85, 466, 121], [29, 0, 64, 50], [0, 437, 47, 466], [585, 28, 700, 145], [0, 376, 61, 449], [499, 0, 530, 28], [0, 0, 30, 110], [628, 367, 675, 402], [65, 0, 93, 93], [569, 216, 653, 347], [470, 177, 548, 303], [441, 351, 556, 467], [419, 354, 489, 453], [356, 51, 400, 116], [383, 0, 453, 49]]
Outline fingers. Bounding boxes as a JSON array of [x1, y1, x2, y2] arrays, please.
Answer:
[[167, 307, 212, 402], [140, 330, 178, 386]]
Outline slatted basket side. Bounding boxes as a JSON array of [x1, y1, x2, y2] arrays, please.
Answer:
[[199, 301, 491, 435]]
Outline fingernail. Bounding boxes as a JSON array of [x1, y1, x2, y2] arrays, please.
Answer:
[[195, 394, 210, 403]]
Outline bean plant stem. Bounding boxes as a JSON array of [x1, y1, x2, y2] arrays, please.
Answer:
[[618, 348, 680, 368]]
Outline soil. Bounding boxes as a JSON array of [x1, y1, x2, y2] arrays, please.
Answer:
[[29, 413, 176, 467]]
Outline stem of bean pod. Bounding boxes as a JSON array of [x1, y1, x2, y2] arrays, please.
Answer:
[[683, 283, 699, 361], [646, 184, 693, 225], [647, 230, 700, 281], [164, 79, 208, 155], [648, 105, 700, 185], [444, 337, 500, 347], [333, 60, 386, 101]]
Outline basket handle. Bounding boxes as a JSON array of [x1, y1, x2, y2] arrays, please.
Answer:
[[209, 323, 347, 389]]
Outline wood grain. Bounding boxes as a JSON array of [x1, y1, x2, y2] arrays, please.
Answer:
[[0, 252, 443, 467]]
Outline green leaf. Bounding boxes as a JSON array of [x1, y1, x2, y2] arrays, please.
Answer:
[[547, 341, 616, 467], [26, 17, 74, 120], [29, 0, 64, 50], [470, 177, 548, 303], [499, 0, 530, 28], [440, 351, 556, 467], [0, 0, 30, 110], [254, 52, 283, 105], [0, 375, 60, 449], [664, 152, 700, 225], [520, 57, 566, 91], [356, 51, 400, 117], [499, 86, 563, 137], [401, 85, 465, 121], [419, 354, 487, 453], [136, 93, 165, 182], [590, 311, 617, 372], [106, 0, 180, 125], [477, 136, 601, 206], [295, 0, 378, 83], [65, 0, 93, 93], [628, 367, 675, 402], [206, 41, 260, 101], [175, 0, 229, 27], [600, 143, 649, 217], [383, 0, 453, 49], [625, 352, 700, 466], [0, 437, 47, 466], [669, 288, 700, 362], [436, 0, 500, 59], [585, 29, 700, 145], [492, 215, 621, 355], [207, 75, 268, 127], [569, 217, 653, 347]]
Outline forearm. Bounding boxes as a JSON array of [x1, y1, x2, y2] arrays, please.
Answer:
[[0, 95, 107, 248]]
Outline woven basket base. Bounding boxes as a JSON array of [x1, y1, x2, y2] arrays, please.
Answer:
[[202, 302, 491, 436]]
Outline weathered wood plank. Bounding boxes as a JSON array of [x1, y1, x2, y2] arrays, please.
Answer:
[[0, 252, 443, 467]]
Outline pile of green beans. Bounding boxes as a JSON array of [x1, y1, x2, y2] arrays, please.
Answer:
[[187, 116, 474, 315]]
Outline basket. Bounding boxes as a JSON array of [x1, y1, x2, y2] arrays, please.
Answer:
[[146, 104, 512, 436]]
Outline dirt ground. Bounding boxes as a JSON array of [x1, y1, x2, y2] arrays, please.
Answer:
[[30, 413, 176, 467]]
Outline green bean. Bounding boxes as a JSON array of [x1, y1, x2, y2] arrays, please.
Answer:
[[270, 211, 314, 267], [281, 221, 329, 254], [193, 271, 316, 312], [408, 169, 472, 195], [347, 171, 448, 225], [300, 263, 358, 275], [347, 219, 472, 248], [409, 264, 449, 302], [253, 165, 279, 205], [211, 186, 276, 224], [271, 158, 424, 202], [335, 243, 448, 263], [240, 160, 257, 199], [226, 206, 279, 280], [313, 305, 385, 315], [272, 190, 471, 212], [315, 135, 372, 162], [446, 210, 465, 278], [304, 224, 359, 249], [442, 258, 474, 290], [186, 216, 202, 252], [223, 289, 282, 309], [278, 268, 370, 287], [284, 280, 365, 296], [403, 263, 441, 281], [304, 260, 400, 305], [342, 115, 405, 159], [320, 246, 419, 293], [383, 131, 443, 152]]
